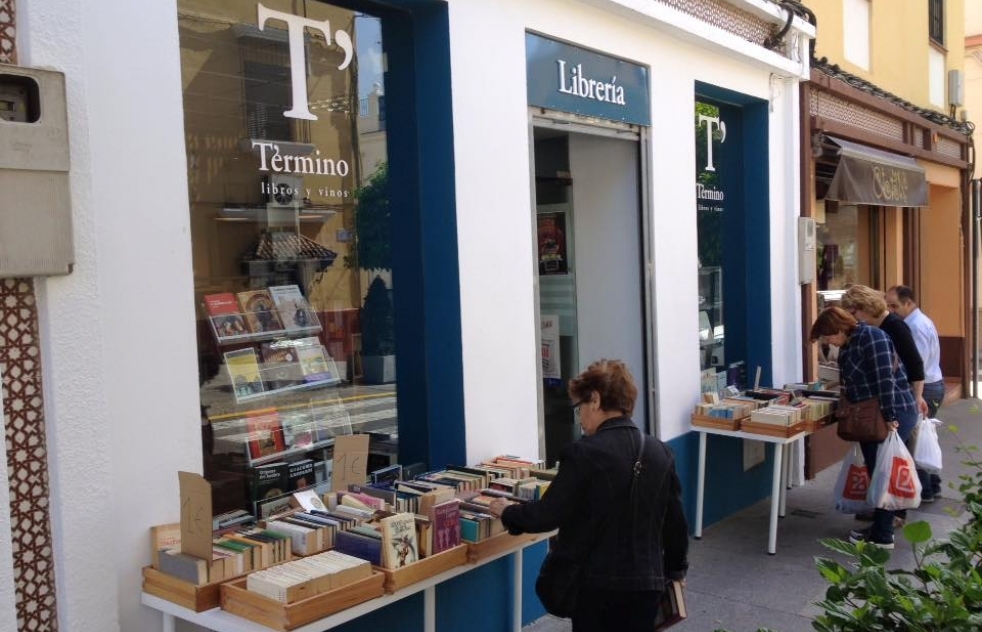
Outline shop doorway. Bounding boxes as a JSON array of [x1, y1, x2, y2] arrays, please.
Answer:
[[531, 118, 648, 466]]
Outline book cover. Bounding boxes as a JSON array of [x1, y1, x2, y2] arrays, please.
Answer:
[[259, 342, 305, 391], [430, 499, 461, 554], [249, 462, 288, 501], [379, 512, 419, 569], [237, 289, 285, 334], [246, 409, 285, 460], [333, 530, 383, 566], [295, 338, 334, 384], [224, 348, 265, 402], [287, 459, 315, 491], [268, 285, 316, 332], [280, 413, 316, 450], [204, 293, 249, 339]]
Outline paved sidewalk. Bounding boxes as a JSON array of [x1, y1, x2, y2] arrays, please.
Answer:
[[523, 398, 981, 632]]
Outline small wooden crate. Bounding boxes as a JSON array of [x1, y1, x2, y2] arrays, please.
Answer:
[[690, 414, 744, 432], [374, 544, 468, 594], [740, 420, 807, 438], [466, 531, 547, 563], [801, 416, 830, 433], [220, 571, 385, 631], [142, 566, 244, 612]]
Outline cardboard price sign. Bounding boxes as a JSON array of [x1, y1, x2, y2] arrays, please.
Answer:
[[178, 471, 213, 560], [332, 434, 370, 492]]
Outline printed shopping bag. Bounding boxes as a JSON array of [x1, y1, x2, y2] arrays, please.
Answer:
[[868, 429, 922, 511], [912, 417, 943, 472], [833, 444, 871, 514]]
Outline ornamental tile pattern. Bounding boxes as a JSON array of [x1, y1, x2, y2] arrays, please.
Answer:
[[810, 90, 905, 142], [656, 0, 780, 54], [0, 0, 14, 64], [1, 279, 58, 632]]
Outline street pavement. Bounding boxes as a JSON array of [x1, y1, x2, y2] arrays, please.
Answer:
[[522, 397, 981, 632]]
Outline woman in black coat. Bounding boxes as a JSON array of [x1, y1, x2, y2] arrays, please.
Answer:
[[488, 359, 689, 632]]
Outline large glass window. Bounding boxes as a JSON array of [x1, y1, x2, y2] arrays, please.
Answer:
[[178, 0, 395, 516], [695, 102, 725, 374]]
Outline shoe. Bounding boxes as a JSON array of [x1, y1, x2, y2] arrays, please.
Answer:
[[921, 491, 936, 503], [848, 527, 895, 550], [854, 511, 874, 521]]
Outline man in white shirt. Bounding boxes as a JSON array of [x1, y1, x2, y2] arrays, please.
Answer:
[[887, 285, 943, 501]]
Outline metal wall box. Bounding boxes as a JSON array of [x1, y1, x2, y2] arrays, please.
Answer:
[[0, 63, 73, 277]]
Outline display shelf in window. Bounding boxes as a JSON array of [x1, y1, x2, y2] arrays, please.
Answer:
[[224, 340, 341, 404], [210, 396, 354, 466], [204, 286, 323, 347]]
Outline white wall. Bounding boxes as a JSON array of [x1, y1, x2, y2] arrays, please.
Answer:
[[449, 0, 804, 454], [18, 0, 201, 630]]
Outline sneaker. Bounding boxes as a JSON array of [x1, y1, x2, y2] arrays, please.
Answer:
[[848, 528, 895, 550], [854, 511, 875, 521], [921, 491, 936, 503]]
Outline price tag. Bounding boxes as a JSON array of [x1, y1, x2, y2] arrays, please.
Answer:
[[178, 471, 213, 560], [332, 434, 370, 491]]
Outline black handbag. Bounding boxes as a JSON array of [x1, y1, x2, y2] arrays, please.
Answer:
[[534, 430, 646, 618]]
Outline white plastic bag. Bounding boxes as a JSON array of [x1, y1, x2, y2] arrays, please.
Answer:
[[833, 444, 872, 514], [912, 417, 943, 472], [868, 429, 922, 511]]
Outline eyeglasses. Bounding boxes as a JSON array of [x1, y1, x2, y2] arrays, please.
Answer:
[[571, 399, 586, 417]]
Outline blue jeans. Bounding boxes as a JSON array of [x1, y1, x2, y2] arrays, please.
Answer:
[[860, 407, 918, 540]]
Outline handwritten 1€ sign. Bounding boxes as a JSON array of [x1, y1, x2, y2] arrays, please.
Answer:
[[332, 434, 370, 492], [178, 471, 214, 560]]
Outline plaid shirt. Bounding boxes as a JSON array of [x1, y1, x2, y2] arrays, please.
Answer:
[[838, 322, 916, 422]]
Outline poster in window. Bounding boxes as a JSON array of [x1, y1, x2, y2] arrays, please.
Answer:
[[537, 213, 568, 275], [541, 314, 561, 383]]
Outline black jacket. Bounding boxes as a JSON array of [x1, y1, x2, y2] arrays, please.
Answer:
[[501, 417, 689, 591]]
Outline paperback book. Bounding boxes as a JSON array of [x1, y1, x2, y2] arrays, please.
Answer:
[[379, 513, 419, 569], [260, 342, 305, 391], [295, 338, 335, 384], [237, 289, 285, 335]]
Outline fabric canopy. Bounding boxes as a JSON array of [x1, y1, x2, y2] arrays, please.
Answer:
[[824, 136, 928, 207]]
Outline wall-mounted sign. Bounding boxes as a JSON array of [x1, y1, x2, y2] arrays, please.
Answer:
[[526, 33, 650, 126]]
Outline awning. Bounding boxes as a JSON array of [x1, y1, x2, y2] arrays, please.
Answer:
[[824, 136, 928, 207]]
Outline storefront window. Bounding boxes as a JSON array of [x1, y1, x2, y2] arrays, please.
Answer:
[[178, 0, 395, 516], [816, 203, 859, 307], [695, 102, 725, 373]]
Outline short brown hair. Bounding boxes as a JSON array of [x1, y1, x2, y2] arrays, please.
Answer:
[[810, 306, 858, 342], [887, 285, 916, 304], [840, 284, 887, 316], [568, 359, 637, 417]]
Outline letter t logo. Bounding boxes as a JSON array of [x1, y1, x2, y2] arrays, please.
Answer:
[[697, 114, 726, 172], [257, 3, 353, 121]]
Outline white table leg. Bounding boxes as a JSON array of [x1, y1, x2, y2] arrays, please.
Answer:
[[512, 549, 523, 632], [779, 443, 789, 517], [768, 441, 784, 555], [162, 612, 175, 632], [424, 585, 435, 632], [695, 431, 707, 539]]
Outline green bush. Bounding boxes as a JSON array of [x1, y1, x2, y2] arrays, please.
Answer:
[[810, 435, 982, 631]]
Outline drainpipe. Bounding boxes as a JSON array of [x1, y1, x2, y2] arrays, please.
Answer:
[[974, 179, 981, 396]]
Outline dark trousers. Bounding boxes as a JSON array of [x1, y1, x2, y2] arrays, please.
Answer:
[[572, 588, 660, 632]]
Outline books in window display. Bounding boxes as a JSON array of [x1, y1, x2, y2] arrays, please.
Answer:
[[246, 409, 287, 461], [237, 289, 286, 336], [224, 348, 266, 403], [269, 284, 321, 334], [204, 293, 251, 343], [260, 342, 306, 391], [295, 337, 341, 386]]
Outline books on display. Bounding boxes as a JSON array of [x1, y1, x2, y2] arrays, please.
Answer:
[[269, 285, 318, 332], [224, 348, 265, 402], [204, 293, 249, 339], [237, 290, 285, 334]]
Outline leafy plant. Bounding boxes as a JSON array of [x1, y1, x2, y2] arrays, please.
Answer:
[[809, 431, 982, 632], [361, 275, 394, 356], [346, 162, 390, 272]]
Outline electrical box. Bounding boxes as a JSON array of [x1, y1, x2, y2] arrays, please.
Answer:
[[0, 63, 74, 277], [948, 69, 964, 108], [798, 217, 816, 285]]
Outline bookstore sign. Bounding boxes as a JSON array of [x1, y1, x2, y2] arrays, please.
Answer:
[[525, 33, 650, 126]]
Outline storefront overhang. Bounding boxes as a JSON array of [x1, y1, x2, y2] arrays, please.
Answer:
[[824, 136, 929, 207]]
